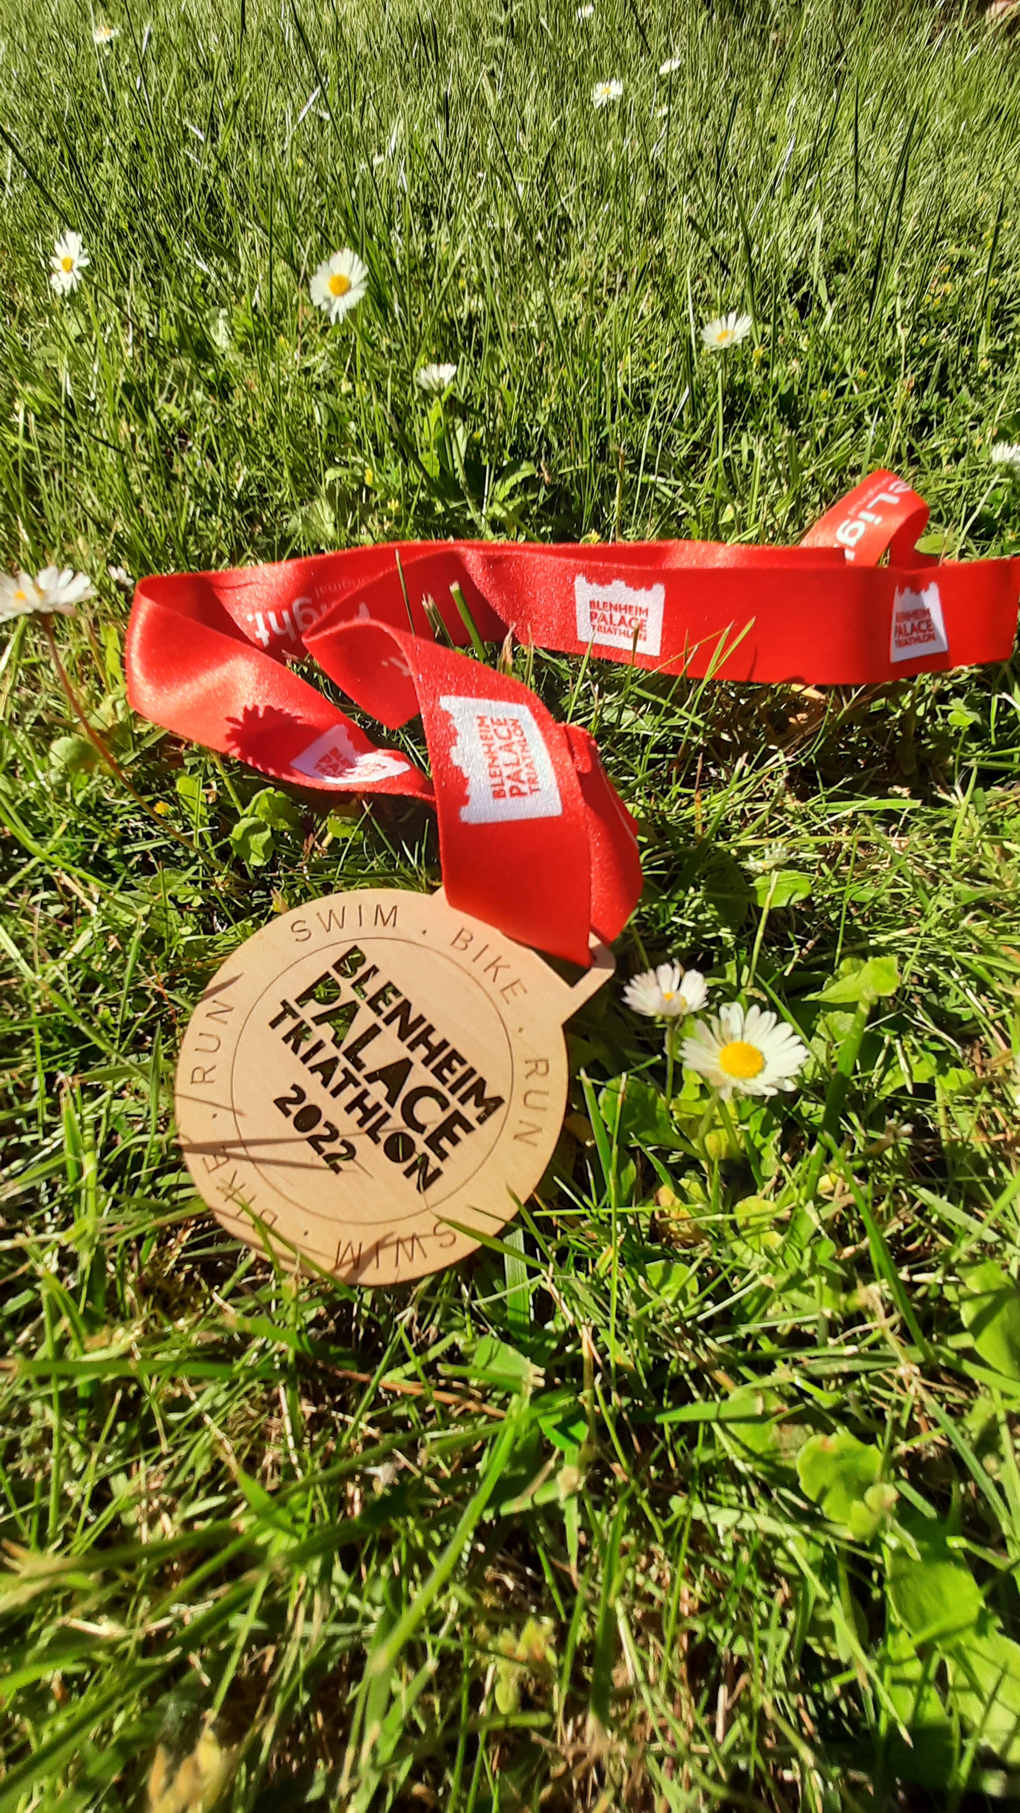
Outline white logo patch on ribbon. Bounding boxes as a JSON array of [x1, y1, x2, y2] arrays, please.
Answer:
[[574, 575, 665, 656], [439, 695, 563, 824], [890, 582, 949, 662], [292, 726, 410, 787]]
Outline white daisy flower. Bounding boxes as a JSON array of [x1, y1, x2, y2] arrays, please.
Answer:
[[416, 361, 458, 393], [991, 441, 1020, 472], [108, 564, 133, 590], [747, 841, 793, 874], [0, 565, 93, 624], [592, 78, 623, 107], [576, 4, 594, 16], [701, 311, 753, 351], [50, 231, 89, 296], [92, 21, 119, 44], [659, 55, 681, 74], [681, 1002, 808, 1100], [37, 567, 95, 612], [309, 248, 368, 324], [623, 964, 709, 1020]]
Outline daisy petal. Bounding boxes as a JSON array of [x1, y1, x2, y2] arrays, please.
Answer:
[[681, 1002, 808, 1099]]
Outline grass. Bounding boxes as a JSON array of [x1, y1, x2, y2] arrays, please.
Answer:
[[2, 0, 1020, 1805]]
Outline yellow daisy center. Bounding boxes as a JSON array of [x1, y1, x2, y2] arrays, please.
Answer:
[[718, 1039, 765, 1080], [718, 328, 733, 343], [61, 256, 74, 272], [328, 272, 352, 298], [14, 588, 28, 602]]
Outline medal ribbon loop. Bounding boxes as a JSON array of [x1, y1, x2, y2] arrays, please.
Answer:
[[125, 470, 1019, 962]]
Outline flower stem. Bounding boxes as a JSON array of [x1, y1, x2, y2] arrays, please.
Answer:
[[42, 615, 205, 859], [664, 1018, 677, 1101], [717, 1092, 742, 1158]]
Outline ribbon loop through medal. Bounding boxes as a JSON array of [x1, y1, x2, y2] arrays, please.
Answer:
[[305, 616, 642, 967], [125, 578, 641, 967]]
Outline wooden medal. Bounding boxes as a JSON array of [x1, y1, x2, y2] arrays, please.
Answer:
[[175, 888, 614, 1285]]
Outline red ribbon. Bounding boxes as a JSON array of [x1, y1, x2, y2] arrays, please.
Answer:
[[125, 470, 1018, 963]]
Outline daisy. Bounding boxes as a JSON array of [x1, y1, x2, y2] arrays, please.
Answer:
[[50, 231, 89, 296], [991, 441, 1020, 473], [659, 55, 681, 74], [576, 3, 594, 15], [92, 21, 119, 43], [309, 248, 368, 324], [1, 566, 92, 624], [592, 78, 623, 107], [681, 1002, 808, 1100], [701, 311, 753, 351], [417, 362, 458, 393], [38, 567, 95, 612], [623, 963, 708, 1019]]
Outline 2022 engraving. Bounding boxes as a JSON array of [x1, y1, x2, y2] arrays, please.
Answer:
[[272, 1080, 357, 1171]]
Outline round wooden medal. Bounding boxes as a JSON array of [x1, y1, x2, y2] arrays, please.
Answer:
[[175, 888, 614, 1285]]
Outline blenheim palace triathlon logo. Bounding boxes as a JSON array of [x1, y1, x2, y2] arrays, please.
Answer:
[[890, 582, 949, 662], [175, 891, 586, 1287], [439, 695, 563, 824], [262, 938, 506, 1200], [574, 574, 666, 657]]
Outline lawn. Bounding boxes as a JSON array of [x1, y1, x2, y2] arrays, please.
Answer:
[[2, 0, 1020, 1805]]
